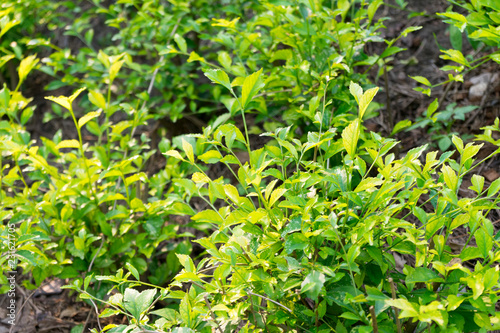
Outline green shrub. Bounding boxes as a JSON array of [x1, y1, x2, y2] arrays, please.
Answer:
[[68, 68, 500, 333]]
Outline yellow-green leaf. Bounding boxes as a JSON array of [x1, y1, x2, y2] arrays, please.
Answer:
[[359, 87, 379, 119], [18, 55, 39, 85], [69, 87, 86, 103], [268, 187, 286, 207], [56, 140, 80, 149], [46, 95, 71, 111], [442, 165, 458, 192], [354, 177, 383, 192], [109, 59, 125, 83], [0, 19, 19, 39], [187, 51, 205, 63], [192, 172, 210, 184], [223, 184, 240, 204], [182, 139, 194, 163], [163, 150, 185, 161], [198, 150, 222, 164], [342, 119, 360, 157], [89, 90, 107, 109], [78, 110, 102, 129], [211, 17, 239, 28], [349, 81, 363, 104]]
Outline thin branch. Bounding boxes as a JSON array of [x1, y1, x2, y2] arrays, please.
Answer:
[[370, 306, 379, 333], [88, 298, 103, 332], [246, 290, 292, 313], [204, 295, 224, 333], [389, 278, 403, 333]]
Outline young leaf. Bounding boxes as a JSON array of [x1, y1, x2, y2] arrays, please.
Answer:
[[359, 87, 379, 119], [124, 288, 156, 320], [198, 150, 222, 164], [187, 51, 205, 63], [269, 187, 286, 208], [427, 98, 439, 119], [342, 119, 360, 157], [174, 33, 187, 53], [301, 271, 325, 301], [241, 69, 264, 109], [349, 81, 363, 104], [18, 55, 39, 85], [442, 165, 458, 192], [89, 90, 106, 109], [218, 51, 232, 69], [487, 178, 500, 197], [78, 110, 102, 129], [164, 150, 186, 161], [182, 139, 195, 163], [125, 262, 140, 280], [204, 69, 232, 91], [410, 75, 432, 87], [56, 140, 80, 149], [109, 59, 125, 83]]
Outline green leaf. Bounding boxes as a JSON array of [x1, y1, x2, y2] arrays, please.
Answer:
[[176, 254, 196, 273], [342, 119, 360, 157], [124, 288, 156, 320], [462, 144, 482, 164], [391, 119, 412, 135], [179, 293, 193, 327], [285, 233, 308, 254], [476, 229, 492, 258], [241, 69, 264, 109], [449, 24, 462, 51], [204, 69, 232, 91], [174, 34, 187, 53], [488, 178, 500, 197], [78, 110, 102, 129], [410, 75, 431, 87], [400, 26, 422, 37], [438, 136, 452, 151], [125, 262, 140, 280], [301, 271, 325, 301], [406, 267, 443, 283], [427, 98, 439, 119]]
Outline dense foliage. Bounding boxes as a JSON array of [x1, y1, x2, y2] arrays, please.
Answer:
[[1, 0, 500, 332]]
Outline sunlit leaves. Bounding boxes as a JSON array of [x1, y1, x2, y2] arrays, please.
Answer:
[[342, 119, 360, 157], [241, 69, 264, 109]]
